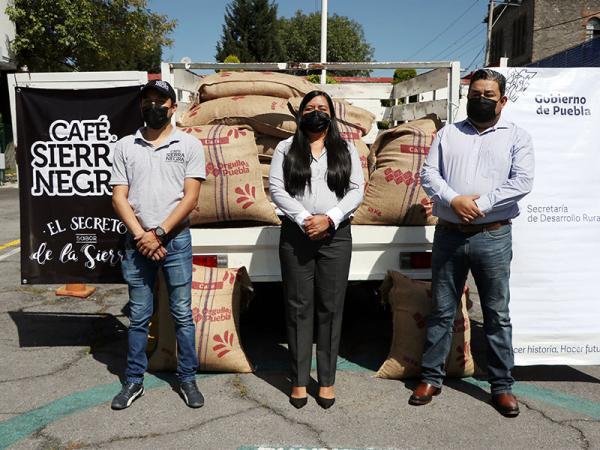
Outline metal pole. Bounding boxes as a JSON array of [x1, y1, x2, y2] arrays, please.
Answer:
[[485, 0, 495, 67], [320, 0, 328, 84], [448, 61, 461, 124]]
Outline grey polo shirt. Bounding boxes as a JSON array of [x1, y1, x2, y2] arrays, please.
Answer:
[[269, 137, 365, 231], [110, 127, 205, 229]]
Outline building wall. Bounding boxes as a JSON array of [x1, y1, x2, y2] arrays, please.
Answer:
[[532, 0, 600, 62], [490, 0, 600, 66], [490, 0, 535, 66], [0, 0, 16, 70]]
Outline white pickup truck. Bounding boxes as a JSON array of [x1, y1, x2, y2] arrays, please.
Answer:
[[160, 61, 462, 281], [8, 60, 463, 282]]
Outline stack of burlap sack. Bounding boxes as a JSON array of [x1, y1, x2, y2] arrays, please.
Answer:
[[177, 71, 374, 225], [148, 265, 255, 373], [148, 265, 476, 378], [375, 271, 476, 380], [352, 114, 442, 226]]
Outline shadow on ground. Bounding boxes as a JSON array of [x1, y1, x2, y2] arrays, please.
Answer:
[[8, 310, 128, 381], [7, 282, 599, 399]]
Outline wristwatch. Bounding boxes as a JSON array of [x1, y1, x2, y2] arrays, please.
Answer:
[[326, 216, 335, 233], [154, 226, 166, 242]]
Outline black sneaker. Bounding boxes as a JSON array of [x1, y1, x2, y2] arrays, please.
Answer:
[[111, 382, 144, 410], [179, 380, 204, 408]]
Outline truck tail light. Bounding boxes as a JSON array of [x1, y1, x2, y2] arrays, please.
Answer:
[[410, 252, 432, 269], [193, 255, 217, 267], [192, 255, 228, 268], [400, 252, 432, 269]]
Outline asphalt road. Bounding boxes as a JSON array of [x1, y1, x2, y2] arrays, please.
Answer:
[[0, 185, 599, 450]]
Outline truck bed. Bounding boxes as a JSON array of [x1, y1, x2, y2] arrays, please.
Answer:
[[190, 224, 435, 281]]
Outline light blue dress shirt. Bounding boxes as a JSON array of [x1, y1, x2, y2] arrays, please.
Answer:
[[420, 117, 534, 224]]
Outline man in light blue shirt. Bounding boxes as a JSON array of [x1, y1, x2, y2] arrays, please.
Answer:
[[409, 69, 534, 417]]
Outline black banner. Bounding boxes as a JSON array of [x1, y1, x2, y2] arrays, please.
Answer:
[[16, 86, 143, 284]]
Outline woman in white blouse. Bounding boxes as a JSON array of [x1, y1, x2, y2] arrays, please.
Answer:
[[269, 90, 365, 409]]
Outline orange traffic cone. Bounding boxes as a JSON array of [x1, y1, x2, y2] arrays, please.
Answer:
[[55, 283, 96, 298]]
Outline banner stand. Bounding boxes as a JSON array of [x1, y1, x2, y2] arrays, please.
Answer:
[[16, 86, 143, 285], [55, 284, 96, 298]]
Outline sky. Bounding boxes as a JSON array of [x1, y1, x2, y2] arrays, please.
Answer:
[[147, 0, 490, 76]]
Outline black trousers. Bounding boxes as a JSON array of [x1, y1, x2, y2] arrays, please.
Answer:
[[279, 217, 352, 387]]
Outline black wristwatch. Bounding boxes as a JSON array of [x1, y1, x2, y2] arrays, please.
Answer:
[[327, 216, 335, 234], [154, 226, 166, 241]]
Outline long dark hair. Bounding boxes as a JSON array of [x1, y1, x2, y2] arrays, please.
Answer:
[[283, 90, 352, 199]]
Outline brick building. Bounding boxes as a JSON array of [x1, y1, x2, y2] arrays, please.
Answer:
[[489, 0, 600, 66]]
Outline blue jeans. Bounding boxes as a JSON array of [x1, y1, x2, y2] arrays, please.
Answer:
[[121, 229, 197, 384], [421, 223, 514, 395]]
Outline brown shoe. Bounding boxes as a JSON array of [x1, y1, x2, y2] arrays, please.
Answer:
[[491, 392, 520, 417], [409, 382, 442, 406]]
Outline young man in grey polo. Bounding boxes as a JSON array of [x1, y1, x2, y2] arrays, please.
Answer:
[[109, 80, 206, 410]]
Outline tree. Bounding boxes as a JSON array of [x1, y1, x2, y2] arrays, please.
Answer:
[[216, 0, 284, 62], [279, 11, 374, 76], [6, 0, 176, 72], [391, 69, 418, 104], [392, 69, 417, 84], [220, 54, 241, 72]]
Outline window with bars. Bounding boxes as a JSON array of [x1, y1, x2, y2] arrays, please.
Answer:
[[491, 28, 505, 63], [587, 17, 600, 41], [511, 14, 528, 57]]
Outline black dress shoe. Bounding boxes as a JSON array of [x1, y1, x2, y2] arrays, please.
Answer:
[[316, 395, 335, 409], [289, 396, 308, 409]]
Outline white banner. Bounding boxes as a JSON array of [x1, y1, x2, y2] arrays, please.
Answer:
[[496, 67, 600, 365]]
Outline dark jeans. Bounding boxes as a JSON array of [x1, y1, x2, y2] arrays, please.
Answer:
[[421, 223, 515, 395], [279, 218, 352, 387], [121, 229, 197, 384]]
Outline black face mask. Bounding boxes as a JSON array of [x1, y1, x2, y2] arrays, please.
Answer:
[[301, 110, 331, 133], [142, 104, 171, 129], [467, 97, 498, 123]]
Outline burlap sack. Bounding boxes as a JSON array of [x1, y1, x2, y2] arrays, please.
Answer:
[[192, 266, 254, 372], [147, 266, 254, 373], [179, 96, 296, 139], [255, 133, 283, 156], [258, 153, 272, 169], [179, 125, 281, 225], [258, 154, 272, 201], [288, 97, 375, 137], [376, 271, 474, 379], [198, 71, 315, 101], [352, 115, 442, 225], [349, 138, 370, 184], [262, 172, 271, 201]]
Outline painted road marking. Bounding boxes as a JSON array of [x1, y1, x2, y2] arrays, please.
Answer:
[[0, 239, 19, 251], [0, 374, 208, 450], [1, 365, 600, 449], [238, 447, 377, 450], [0, 247, 20, 261]]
